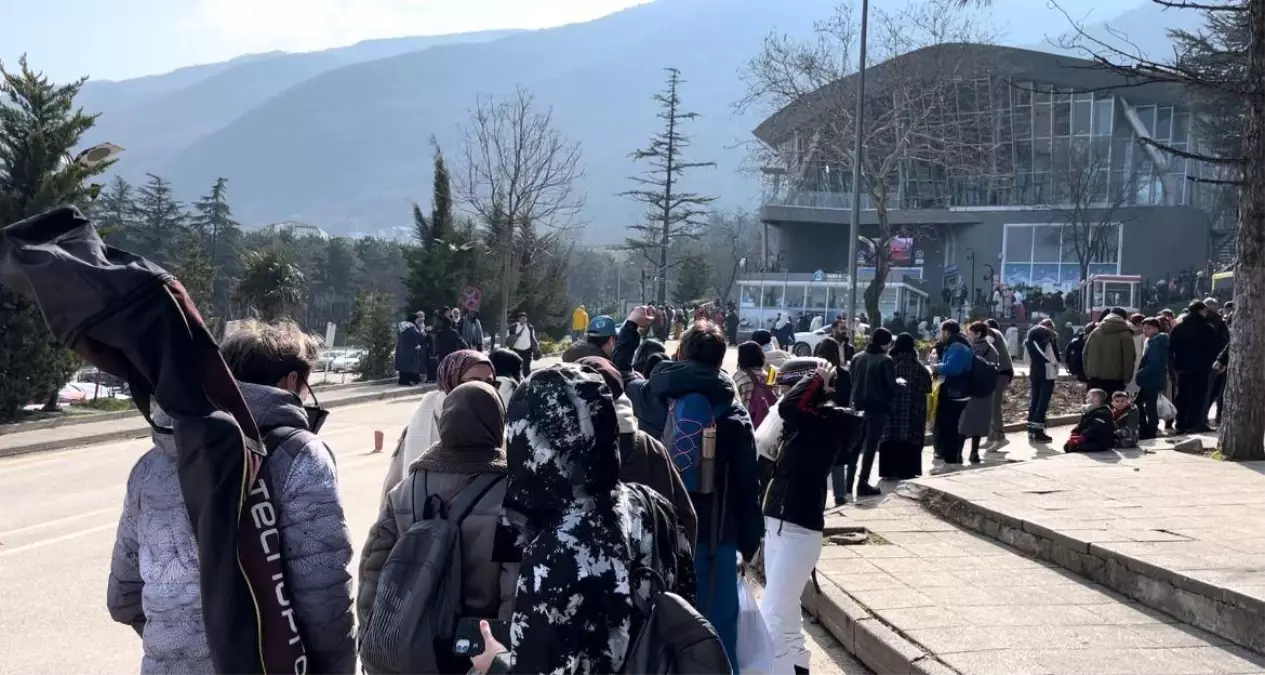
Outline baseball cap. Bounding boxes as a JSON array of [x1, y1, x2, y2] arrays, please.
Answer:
[[587, 315, 618, 338]]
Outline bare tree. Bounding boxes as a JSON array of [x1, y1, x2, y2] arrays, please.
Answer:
[[702, 210, 761, 303], [738, 0, 997, 327], [1045, 137, 1138, 289], [623, 68, 716, 305], [452, 87, 585, 333]]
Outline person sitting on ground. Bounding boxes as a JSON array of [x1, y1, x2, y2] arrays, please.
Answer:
[[470, 364, 695, 675], [358, 381, 515, 674], [751, 328, 791, 369], [108, 320, 355, 674], [562, 314, 619, 362], [489, 348, 523, 404], [1064, 389, 1115, 453], [1110, 390, 1140, 449], [382, 350, 495, 498]]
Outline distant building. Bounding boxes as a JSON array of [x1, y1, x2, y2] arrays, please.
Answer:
[[264, 220, 330, 239], [743, 43, 1227, 331]]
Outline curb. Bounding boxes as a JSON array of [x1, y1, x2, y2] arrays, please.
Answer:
[[0, 377, 396, 436], [801, 568, 958, 675], [0, 384, 433, 459], [909, 473, 1265, 655]]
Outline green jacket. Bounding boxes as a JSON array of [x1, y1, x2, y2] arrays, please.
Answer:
[[1084, 315, 1137, 384]]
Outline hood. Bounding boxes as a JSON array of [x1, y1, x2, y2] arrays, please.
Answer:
[[561, 340, 607, 363], [503, 365, 620, 531], [648, 359, 736, 407], [151, 382, 309, 456], [1098, 314, 1133, 335]]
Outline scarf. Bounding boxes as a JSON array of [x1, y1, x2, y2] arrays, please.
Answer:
[[436, 349, 492, 394], [502, 364, 682, 674], [411, 381, 507, 475]]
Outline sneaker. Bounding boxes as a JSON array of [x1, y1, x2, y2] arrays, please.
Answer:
[[969, 449, 981, 463], [1033, 431, 1053, 443], [856, 483, 882, 497]]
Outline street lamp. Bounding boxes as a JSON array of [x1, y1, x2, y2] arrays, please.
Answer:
[[846, 0, 871, 326]]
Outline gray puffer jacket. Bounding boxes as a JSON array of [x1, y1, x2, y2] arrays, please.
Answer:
[[107, 383, 355, 675]]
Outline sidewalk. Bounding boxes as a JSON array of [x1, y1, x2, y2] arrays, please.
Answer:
[[808, 431, 1265, 674], [0, 380, 427, 458]]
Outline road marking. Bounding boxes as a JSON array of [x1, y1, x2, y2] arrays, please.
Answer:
[[0, 521, 117, 557], [0, 507, 120, 539]]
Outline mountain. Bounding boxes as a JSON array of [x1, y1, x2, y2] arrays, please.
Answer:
[[82, 0, 1193, 243]]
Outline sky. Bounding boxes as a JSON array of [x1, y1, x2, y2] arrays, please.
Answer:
[[0, 0, 653, 82]]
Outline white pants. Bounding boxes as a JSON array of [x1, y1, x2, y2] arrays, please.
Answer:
[[760, 517, 823, 673]]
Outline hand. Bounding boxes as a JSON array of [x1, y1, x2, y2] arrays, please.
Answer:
[[470, 620, 508, 675], [628, 305, 654, 329], [814, 366, 835, 385], [1213, 362, 1225, 373]]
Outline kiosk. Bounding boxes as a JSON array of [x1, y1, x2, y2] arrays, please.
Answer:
[[1083, 274, 1142, 320]]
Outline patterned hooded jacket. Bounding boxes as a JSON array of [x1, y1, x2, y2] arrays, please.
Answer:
[[499, 364, 695, 675]]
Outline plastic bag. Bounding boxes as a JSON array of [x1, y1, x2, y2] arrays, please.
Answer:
[[753, 402, 785, 462], [1157, 393, 1177, 422], [928, 380, 940, 421], [736, 574, 774, 675]]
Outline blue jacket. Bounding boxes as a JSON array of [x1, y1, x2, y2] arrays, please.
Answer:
[[1135, 332, 1170, 391], [938, 335, 973, 399]]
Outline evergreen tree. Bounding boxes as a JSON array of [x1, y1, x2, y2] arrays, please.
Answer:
[[174, 230, 215, 312], [347, 291, 395, 379], [92, 175, 137, 246], [133, 173, 186, 265], [405, 149, 468, 314], [0, 58, 107, 421], [190, 177, 241, 315], [235, 248, 306, 322], [672, 253, 712, 304], [313, 236, 359, 330], [623, 68, 716, 304]]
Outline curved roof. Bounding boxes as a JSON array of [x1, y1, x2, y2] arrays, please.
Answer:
[[753, 43, 1187, 144]]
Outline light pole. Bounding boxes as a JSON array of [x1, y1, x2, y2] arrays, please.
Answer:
[[967, 247, 977, 314], [846, 0, 871, 325]]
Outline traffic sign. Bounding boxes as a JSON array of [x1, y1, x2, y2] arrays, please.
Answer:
[[461, 285, 483, 311]]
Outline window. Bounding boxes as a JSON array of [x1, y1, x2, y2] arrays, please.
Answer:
[[1034, 139, 1052, 172], [1073, 100, 1092, 135], [1094, 99, 1114, 136], [1135, 105, 1156, 134], [1033, 225, 1062, 261], [1015, 141, 1033, 172], [1005, 225, 1034, 262], [1034, 98, 1052, 139], [1054, 98, 1071, 136], [807, 285, 828, 309], [1004, 223, 1122, 291], [1157, 107, 1174, 140], [1013, 84, 1032, 107], [1174, 112, 1190, 144], [1013, 105, 1032, 139]]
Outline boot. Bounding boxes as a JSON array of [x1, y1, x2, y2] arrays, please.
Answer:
[[1032, 424, 1053, 443], [856, 450, 881, 496]]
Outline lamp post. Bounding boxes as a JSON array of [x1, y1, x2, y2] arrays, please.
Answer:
[[967, 248, 977, 314], [846, 0, 871, 325]]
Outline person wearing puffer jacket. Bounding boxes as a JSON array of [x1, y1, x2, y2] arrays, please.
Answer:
[[1134, 318, 1169, 440], [107, 321, 354, 675], [1083, 308, 1136, 396]]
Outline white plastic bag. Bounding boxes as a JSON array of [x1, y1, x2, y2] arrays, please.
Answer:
[[736, 575, 774, 675], [1157, 393, 1177, 422], [753, 402, 784, 462]]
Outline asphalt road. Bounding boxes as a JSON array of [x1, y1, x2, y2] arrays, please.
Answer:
[[0, 394, 868, 675]]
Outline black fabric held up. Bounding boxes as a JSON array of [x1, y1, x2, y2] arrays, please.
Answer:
[[0, 206, 307, 674]]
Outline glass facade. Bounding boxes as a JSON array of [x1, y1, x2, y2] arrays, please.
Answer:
[[766, 78, 1209, 213], [1000, 223, 1121, 291]]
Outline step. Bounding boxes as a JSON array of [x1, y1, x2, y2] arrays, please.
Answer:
[[906, 446, 1265, 656], [802, 492, 1265, 675]]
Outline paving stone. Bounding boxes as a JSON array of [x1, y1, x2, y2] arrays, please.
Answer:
[[876, 606, 969, 630], [942, 647, 1211, 675], [1129, 622, 1231, 648], [948, 603, 1107, 626], [907, 624, 1170, 654], [821, 572, 906, 592], [845, 587, 936, 611], [1168, 646, 1265, 674]]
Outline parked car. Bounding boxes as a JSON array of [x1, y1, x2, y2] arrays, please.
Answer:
[[330, 350, 364, 372], [790, 327, 832, 357]]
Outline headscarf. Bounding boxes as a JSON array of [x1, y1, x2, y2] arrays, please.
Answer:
[[891, 332, 917, 357], [436, 349, 491, 393], [411, 381, 507, 475], [501, 364, 692, 674], [577, 355, 625, 399]]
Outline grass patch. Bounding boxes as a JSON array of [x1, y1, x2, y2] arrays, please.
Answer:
[[75, 398, 134, 412]]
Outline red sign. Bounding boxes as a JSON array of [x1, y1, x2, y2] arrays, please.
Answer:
[[461, 285, 483, 311]]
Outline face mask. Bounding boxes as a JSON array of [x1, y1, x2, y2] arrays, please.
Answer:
[[303, 382, 329, 433]]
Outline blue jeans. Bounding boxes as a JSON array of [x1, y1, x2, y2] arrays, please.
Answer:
[[694, 540, 739, 674], [1028, 378, 1054, 428]]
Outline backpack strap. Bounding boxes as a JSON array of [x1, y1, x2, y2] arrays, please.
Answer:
[[447, 473, 506, 525], [260, 425, 334, 467]]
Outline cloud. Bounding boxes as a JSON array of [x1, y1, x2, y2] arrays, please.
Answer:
[[188, 0, 652, 54]]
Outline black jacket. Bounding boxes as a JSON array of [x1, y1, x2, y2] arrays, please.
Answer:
[[764, 372, 862, 531], [431, 325, 468, 364], [1207, 312, 1231, 356], [849, 345, 898, 412], [1024, 325, 1061, 382], [1169, 312, 1219, 373], [649, 359, 764, 562], [612, 320, 722, 439]]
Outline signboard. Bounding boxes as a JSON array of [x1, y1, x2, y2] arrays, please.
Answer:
[[324, 322, 337, 348], [812, 269, 826, 282], [460, 285, 483, 311]]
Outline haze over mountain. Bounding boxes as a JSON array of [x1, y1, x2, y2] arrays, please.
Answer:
[[76, 0, 1205, 243]]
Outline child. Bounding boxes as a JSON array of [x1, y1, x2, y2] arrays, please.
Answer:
[[1111, 390, 1140, 449], [1064, 388, 1114, 453]]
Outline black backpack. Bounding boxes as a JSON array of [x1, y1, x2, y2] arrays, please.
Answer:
[[1066, 333, 1087, 380], [621, 567, 732, 675], [967, 353, 999, 398], [358, 472, 504, 675]]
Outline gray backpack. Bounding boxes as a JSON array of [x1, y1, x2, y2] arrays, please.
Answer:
[[359, 472, 504, 675]]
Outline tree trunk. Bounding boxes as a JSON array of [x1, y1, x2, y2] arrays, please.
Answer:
[[42, 390, 59, 413], [1220, 0, 1265, 461]]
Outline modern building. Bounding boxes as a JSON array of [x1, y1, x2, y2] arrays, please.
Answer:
[[739, 43, 1225, 332], [264, 220, 330, 239]]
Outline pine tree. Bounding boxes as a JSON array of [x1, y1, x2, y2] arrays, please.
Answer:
[[347, 291, 396, 379], [0, 58, 107, 421], [623, 68, 716, 304], [673, 253, 712, 304], [174, 230, 215, 311], [406, 149, 469, 314], [92, 175, 137, 246], [190, 177, 241, 315], [133, 173, 186, 266]]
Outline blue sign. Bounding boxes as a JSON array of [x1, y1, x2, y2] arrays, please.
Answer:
[[943, 264, 960, 276], [812, 269, 826, 282]]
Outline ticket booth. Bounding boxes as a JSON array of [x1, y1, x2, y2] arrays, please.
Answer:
[[1083, 274, 1142, 320]]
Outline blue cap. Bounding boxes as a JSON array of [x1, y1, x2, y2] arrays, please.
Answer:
[[587, 315, 618, 337]]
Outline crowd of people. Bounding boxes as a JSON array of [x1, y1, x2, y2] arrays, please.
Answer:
[[103, 292, 1234, 675]]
